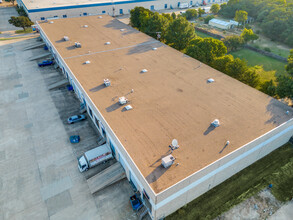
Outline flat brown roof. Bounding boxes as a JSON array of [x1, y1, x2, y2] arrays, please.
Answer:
[[39, 16, 293, 193]]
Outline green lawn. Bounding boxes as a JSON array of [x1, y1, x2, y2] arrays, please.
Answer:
[[167, 143, 293, 220], [248, 41, 290, 59], [195, 31, 215, 39], [15, 27, 33, 34], [230, 48, 287, 83]]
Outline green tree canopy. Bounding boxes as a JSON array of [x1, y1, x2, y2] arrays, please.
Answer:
[[130, 7, 153, 29], [198, 8, 205, 17], [226, 58, 248, 79], [144, 12, 169, 39], [204, 15, 215, 24], [8, 16, 33, 31], [276, 75, 293, 98], [222, 35, 244, 51], [210, 4, 220, 14], [184, 9, 198, 20], [286, 49, 293, 76], [234, 10, 248, 25], [163, 17, 196, 51], [186, 37, 227, 64], [212, 55, 234, 73], [241, 28, 259, 43], [260, 80, 276, 96]]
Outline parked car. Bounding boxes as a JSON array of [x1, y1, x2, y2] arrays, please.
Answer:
[[38, 60, 53, 67], [67, 115, 86, 124]]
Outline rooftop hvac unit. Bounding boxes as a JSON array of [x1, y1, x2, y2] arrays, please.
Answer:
[[98, 16, 102, 19], [105, 42, 111, 45], [75, 42, 81, 48], [162, 155, 175, 168], [49, 21, 54, 24], [83, 25, 88, 28], [119, 97, 128, 105], [64, 36, 69, 41], [125, 105, 133, 111], [141, 69, 148, 73], [152, 48, 157, 50], [211, 119, 220, 127], [104, 79, 111, 87], [85, 60, 90, 64], [120, 29, 125, 32], [207, 78, 215, 83]]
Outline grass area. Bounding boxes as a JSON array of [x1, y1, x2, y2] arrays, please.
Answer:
[[167, 143, 293, 220], [0, 36, 33, 41], [248, 39, 291, 59], [195, 30, 215, 39], [230, 48, 286, 83], [15, 27, 33, 34]]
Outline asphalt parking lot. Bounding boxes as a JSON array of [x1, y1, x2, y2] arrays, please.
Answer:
[[0, 37, 137, 220], [0, 6, 22, 32]]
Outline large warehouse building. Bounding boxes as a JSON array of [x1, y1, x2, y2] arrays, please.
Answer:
[[17, 0, 227, 22], [36, 15, 293, 219]]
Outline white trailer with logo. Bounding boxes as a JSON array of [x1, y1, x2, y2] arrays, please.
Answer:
[[78, 144, 113, 172]]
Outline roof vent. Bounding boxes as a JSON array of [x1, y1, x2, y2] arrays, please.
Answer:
[[83, 25, 88, 28], [162, 155, 176, 168], [141, 69, 148, 73], [152, 47, 157, 50], [98, 16, 102, 18], [211, 119, 220, 127], [120, 29, 125, 32], [85, 60, 90, 64], [49, 21, 54, 24], [75, 42, 82, 48], [64, 36, 69, 41], [105, 42, 111, 45], [125, 105, 133, 111], [119, 97, 128, 105], [104, 79, 111, 87], [207, 78, 215, 83]]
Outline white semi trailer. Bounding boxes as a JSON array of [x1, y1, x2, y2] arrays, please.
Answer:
[[78, 144, 113, 172]]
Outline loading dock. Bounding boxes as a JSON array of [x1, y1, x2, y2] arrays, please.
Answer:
[[87, 162, 126, 194]]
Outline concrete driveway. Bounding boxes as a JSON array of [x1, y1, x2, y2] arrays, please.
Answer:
[[0, 37, 137, 220], [0, 7, 22, 32]]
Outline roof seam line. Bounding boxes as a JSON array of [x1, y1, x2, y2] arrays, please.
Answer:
[[63, 40, 158, 60]]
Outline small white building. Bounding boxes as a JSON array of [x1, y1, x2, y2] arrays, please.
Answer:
[[209, 18, 239, 29]]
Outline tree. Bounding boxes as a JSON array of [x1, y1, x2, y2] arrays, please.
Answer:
[[8, 16, 33, 31], [144, 12, 169, 39], [241, 28, 259, 43], [210, 4, 220, 14], [276, 75, 293, 98], [163, 17, 196, 51], [16, 7, 28, 17], [186, 37, 227, 64], [286, 49, 293, 76], [222, 35, 244, 51], [226, 58, 248, 79], [171, 12, 177, 20], [204, 15, 215, 24], [260, 80, 276, 96], [212, 55, 234, 73], [239, 67, 260, 88], [130, 7, 153, 29], [185, 9, 198, 20], [234, 10, 248, 25], [198, 8, 205, 17]]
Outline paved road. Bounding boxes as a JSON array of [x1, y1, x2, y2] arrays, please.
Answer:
[[0, 7, 22, 32], [0, 37, 137, 220]]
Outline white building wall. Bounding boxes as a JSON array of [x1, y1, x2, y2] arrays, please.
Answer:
[[18, 0, 227, 22], [153, 119, 293, 219]]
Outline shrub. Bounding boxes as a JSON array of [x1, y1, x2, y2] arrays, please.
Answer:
[[264, 47, 271, 52]]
